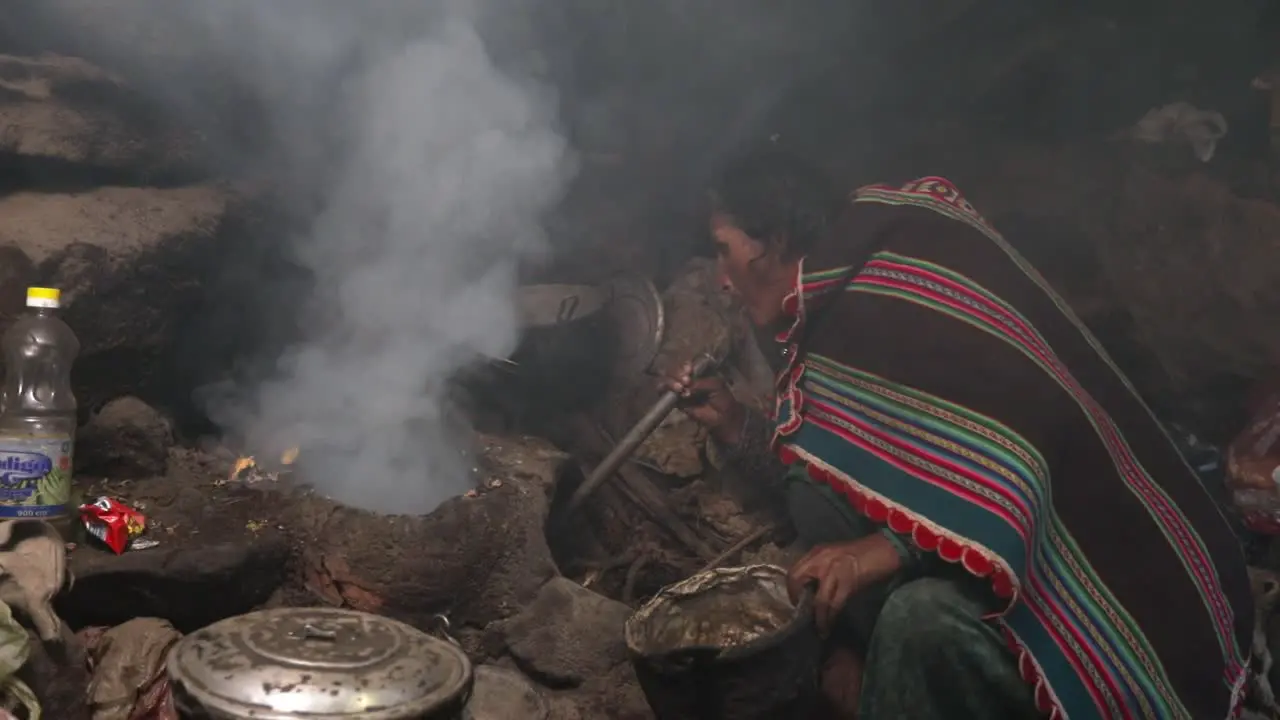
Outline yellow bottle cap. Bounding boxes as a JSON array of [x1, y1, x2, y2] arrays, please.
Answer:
[[26, 287, 60, 309]]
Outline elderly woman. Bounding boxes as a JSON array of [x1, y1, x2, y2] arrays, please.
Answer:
[[667, 148, 1253, 719]]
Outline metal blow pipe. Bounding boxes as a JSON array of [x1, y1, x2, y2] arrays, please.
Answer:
[[566, 352, 720, 514]]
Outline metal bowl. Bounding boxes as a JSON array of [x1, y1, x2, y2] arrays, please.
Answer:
[[625, 565, 821, 720]]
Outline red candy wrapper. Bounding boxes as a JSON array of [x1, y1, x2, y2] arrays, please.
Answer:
[[79, 496, 147, 554]]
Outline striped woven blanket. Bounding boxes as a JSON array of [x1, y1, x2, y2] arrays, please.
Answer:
[[770, 177, 1253, 719]]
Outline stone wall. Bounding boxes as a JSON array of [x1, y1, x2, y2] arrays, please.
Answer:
[[0, 52, 260, 425]]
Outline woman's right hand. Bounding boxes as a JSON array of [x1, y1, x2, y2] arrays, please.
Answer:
[[662, 360, 746, 445]]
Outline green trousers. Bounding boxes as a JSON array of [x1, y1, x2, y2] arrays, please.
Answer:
[[787, 471, 1041, 720]]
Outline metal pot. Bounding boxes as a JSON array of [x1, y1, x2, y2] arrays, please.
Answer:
[[515, 283, 609, 329], [502, 275, 665, 382], [167, 608, 473, 720], [625, 565, 821, 720], [459, 275, 665, 424]]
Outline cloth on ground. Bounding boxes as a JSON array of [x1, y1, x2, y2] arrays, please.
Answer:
[[0, 521, 67, 643], [0, 519, 73, 720], [83, 618, 181, 720], [0, 598, 38, 720]]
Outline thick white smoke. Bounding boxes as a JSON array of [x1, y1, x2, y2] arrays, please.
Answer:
[[38, 0, 858, 515], [242, 20, 573, 513], [45, 0, 575, 514]]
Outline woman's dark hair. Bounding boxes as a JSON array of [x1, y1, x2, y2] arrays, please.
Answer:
[[708, 147, 843, 259]]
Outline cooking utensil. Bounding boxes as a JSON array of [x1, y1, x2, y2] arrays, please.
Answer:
[[166, 607, 473, 720], [565, 352, 719, 514], [486, 275, 664, 375], [625, 565, 821, 720]]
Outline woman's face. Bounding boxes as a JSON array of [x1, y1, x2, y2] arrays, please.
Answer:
[[710, 212, 799, 327]]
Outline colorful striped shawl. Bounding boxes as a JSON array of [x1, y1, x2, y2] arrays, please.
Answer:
[[770, 177, 1253, 719]]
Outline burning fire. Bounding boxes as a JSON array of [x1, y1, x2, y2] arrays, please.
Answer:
[[224, 447, 300, 485], [230, 456, 255, 478]]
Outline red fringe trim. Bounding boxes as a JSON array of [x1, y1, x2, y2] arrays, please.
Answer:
[[1003, 625, 1065, 720], [776, 442, 1066, 719]]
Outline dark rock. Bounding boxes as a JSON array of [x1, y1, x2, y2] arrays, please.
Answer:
[[466, 664, 554, 720], [0, 53, 205, 182], [547, 662, 653, 720], [1095, 169, 1280, 424], [0, 245, 34, 331], [57, 458, 297, 633], [0, 184, 235, 415], [76, 395, 173, 477], [500, 577, 632, 688], [56, 532, 290, 633], [937, 143, 1280, 438]]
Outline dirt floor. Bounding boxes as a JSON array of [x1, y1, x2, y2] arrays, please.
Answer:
[[60, 447, 299, 632]]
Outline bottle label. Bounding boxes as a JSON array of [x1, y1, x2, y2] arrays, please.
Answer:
[[0, 437, 72, 518]]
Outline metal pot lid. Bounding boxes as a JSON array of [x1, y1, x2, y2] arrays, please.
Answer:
[[166, 607, 472, 720], [462, 665, 548, 720]]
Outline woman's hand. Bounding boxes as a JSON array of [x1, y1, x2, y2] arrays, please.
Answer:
[[661, 360, 746, 445], [787, 533, 902, 636]]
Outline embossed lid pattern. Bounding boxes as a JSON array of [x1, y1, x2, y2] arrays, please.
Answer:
[[166, 607, 472, 719]]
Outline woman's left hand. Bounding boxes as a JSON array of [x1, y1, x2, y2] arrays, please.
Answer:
[[787, 534, 902, 636]]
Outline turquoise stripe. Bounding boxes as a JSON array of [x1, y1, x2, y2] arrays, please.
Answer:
[[797, 354, 1173, 714], [802, 381, 1036, 551], [796, 412, 1177, 716], [791, 421, 1029, 577], [1031, 536, 1169, 716], [804, 358, 1171, 713], [806, 353, 1050, 475], [803, 368, 1044, 530]]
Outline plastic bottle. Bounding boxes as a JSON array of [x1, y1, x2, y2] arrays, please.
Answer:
[[0, 287, 79, 529]]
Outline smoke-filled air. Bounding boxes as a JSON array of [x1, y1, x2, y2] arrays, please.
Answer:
[[31, 0, 846, 514], [226, 3, 571, 514], [36, 0, 574, 514], [239, 15, 573, 514]]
